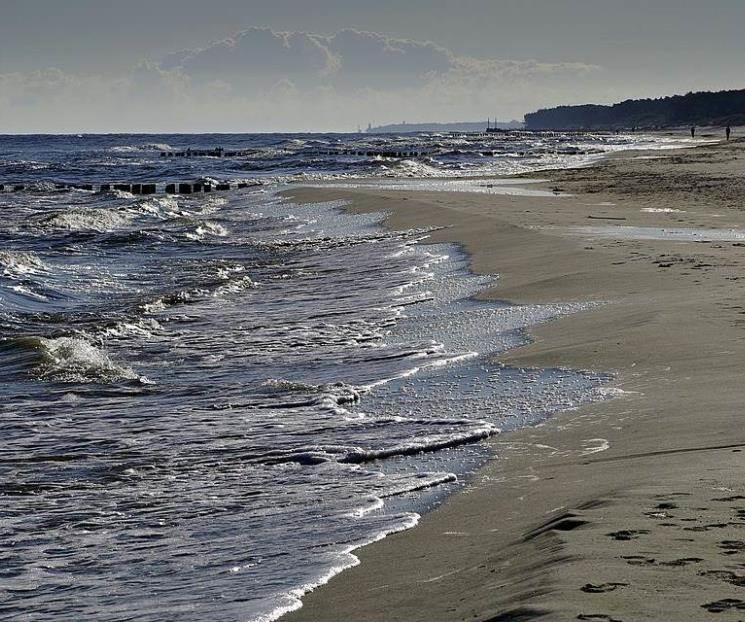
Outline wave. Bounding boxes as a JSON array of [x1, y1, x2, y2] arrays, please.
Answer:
[[109, 143, 173, 153], [1, 335, 147, 384], [258, 511, 419, 622], [256, 422, 497, 467], [129, 195, 183, 219], [185, 221, 230, 241], [339, 424, 497, 464], [29, 196, 189, 236], [261, 379, 362, 404], [39, 207, 134, 233], [212, 274, 256, 296], [96, 188, 136, 199], [0, 251, 48, 278], [138, 271, 257, 314], [379, 471, 458, 499], [100, 317, 163, 340]]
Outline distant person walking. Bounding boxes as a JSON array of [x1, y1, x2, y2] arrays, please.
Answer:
[[726, 124, 732, 141], [690, 125, 696, 138]]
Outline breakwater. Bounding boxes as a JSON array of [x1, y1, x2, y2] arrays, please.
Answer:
[[0, 181, 259, 194], [159, 148, 429, 158]]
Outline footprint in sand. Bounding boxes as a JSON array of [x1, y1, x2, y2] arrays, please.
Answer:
[[658, 557, 704, 567], [713, 495, 745, 502], [720, 540, 745, 555], [701, 598, 745, 613], [621, 555, 703, 567], [700, 569, 745, 587], [683, 522, 729, 532], [581, 582, 629, 593], [621, 555, 656, 566], [606, 529, 649, 541], [655, 502, 678, 510]]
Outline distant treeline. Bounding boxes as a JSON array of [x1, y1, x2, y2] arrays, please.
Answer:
[[367, 120, 523, 133], [524, 89, 745, 130]]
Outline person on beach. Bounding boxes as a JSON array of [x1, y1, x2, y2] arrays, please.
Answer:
[[690, 125, 696, 138], [726, 125, 731, 141]]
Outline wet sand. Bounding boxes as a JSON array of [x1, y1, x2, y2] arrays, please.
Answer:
[[283, 136, 745, 621]]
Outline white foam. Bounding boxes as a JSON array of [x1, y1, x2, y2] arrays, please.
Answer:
[[256, 512, 420, 622], [36, 336, 145, 383], [301, 178, 564, 197], [43, 207, 133, 232], [0, 251, 47, 277]]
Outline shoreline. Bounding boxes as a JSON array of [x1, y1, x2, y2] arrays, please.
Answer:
[[282, 137, 745, 621]]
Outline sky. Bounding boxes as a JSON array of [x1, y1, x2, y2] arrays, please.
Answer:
[[1, 0, 743, 133]]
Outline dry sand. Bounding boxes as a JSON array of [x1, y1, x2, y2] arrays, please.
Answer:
[[283, 137, 745, 621]]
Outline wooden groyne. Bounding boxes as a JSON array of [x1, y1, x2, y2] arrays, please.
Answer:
[[326, 149, 427, 158], [160, 148, 251, 158], [159, 147, 430, 159], [0, 181, 260, 195]]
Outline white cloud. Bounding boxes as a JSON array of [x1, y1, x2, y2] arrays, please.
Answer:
[[0, 27, 610, 132]]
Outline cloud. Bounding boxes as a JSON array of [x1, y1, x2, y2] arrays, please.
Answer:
[[161, 28, 340, 86], [161, 27, 590, 89], [159, 27, 457, 89], [0, 27, 608, 132], [324, 29, 454, 87]]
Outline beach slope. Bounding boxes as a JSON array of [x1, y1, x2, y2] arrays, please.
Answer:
[[285, 138, 745, 621]]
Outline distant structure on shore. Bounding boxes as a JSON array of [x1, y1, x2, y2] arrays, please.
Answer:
[[525, 88, 745, 130], [366, 120, 523, 133]]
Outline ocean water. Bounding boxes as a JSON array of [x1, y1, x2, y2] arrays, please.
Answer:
[[0, 132, 689, 622], [0, 130, 694, 186]]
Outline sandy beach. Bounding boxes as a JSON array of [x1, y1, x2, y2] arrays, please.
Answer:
[[283, 135, 745, 621]]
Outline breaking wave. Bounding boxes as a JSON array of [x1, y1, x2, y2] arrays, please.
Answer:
[[0, 250, 48, 277], [2, 335, 146, 383]]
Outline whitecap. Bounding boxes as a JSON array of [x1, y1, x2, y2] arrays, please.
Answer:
[[34, 336, 146, 383]]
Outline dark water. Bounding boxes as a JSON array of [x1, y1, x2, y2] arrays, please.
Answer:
[[0, 133, 664, 621]]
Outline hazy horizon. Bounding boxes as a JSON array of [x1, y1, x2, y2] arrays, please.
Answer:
[[2, 0, 744, 133]]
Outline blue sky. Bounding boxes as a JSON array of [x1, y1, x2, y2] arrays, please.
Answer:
[[1, 0, 743, 132]]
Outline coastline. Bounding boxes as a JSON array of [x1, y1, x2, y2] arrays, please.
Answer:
[[282, 137, 745, 621]]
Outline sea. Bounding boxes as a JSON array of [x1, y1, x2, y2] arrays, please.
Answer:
[[0, 131, 692, 621]]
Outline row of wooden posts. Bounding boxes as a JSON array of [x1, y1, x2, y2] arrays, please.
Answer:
[[0, 182, 257, 194], [160, 148, 428, 159]]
